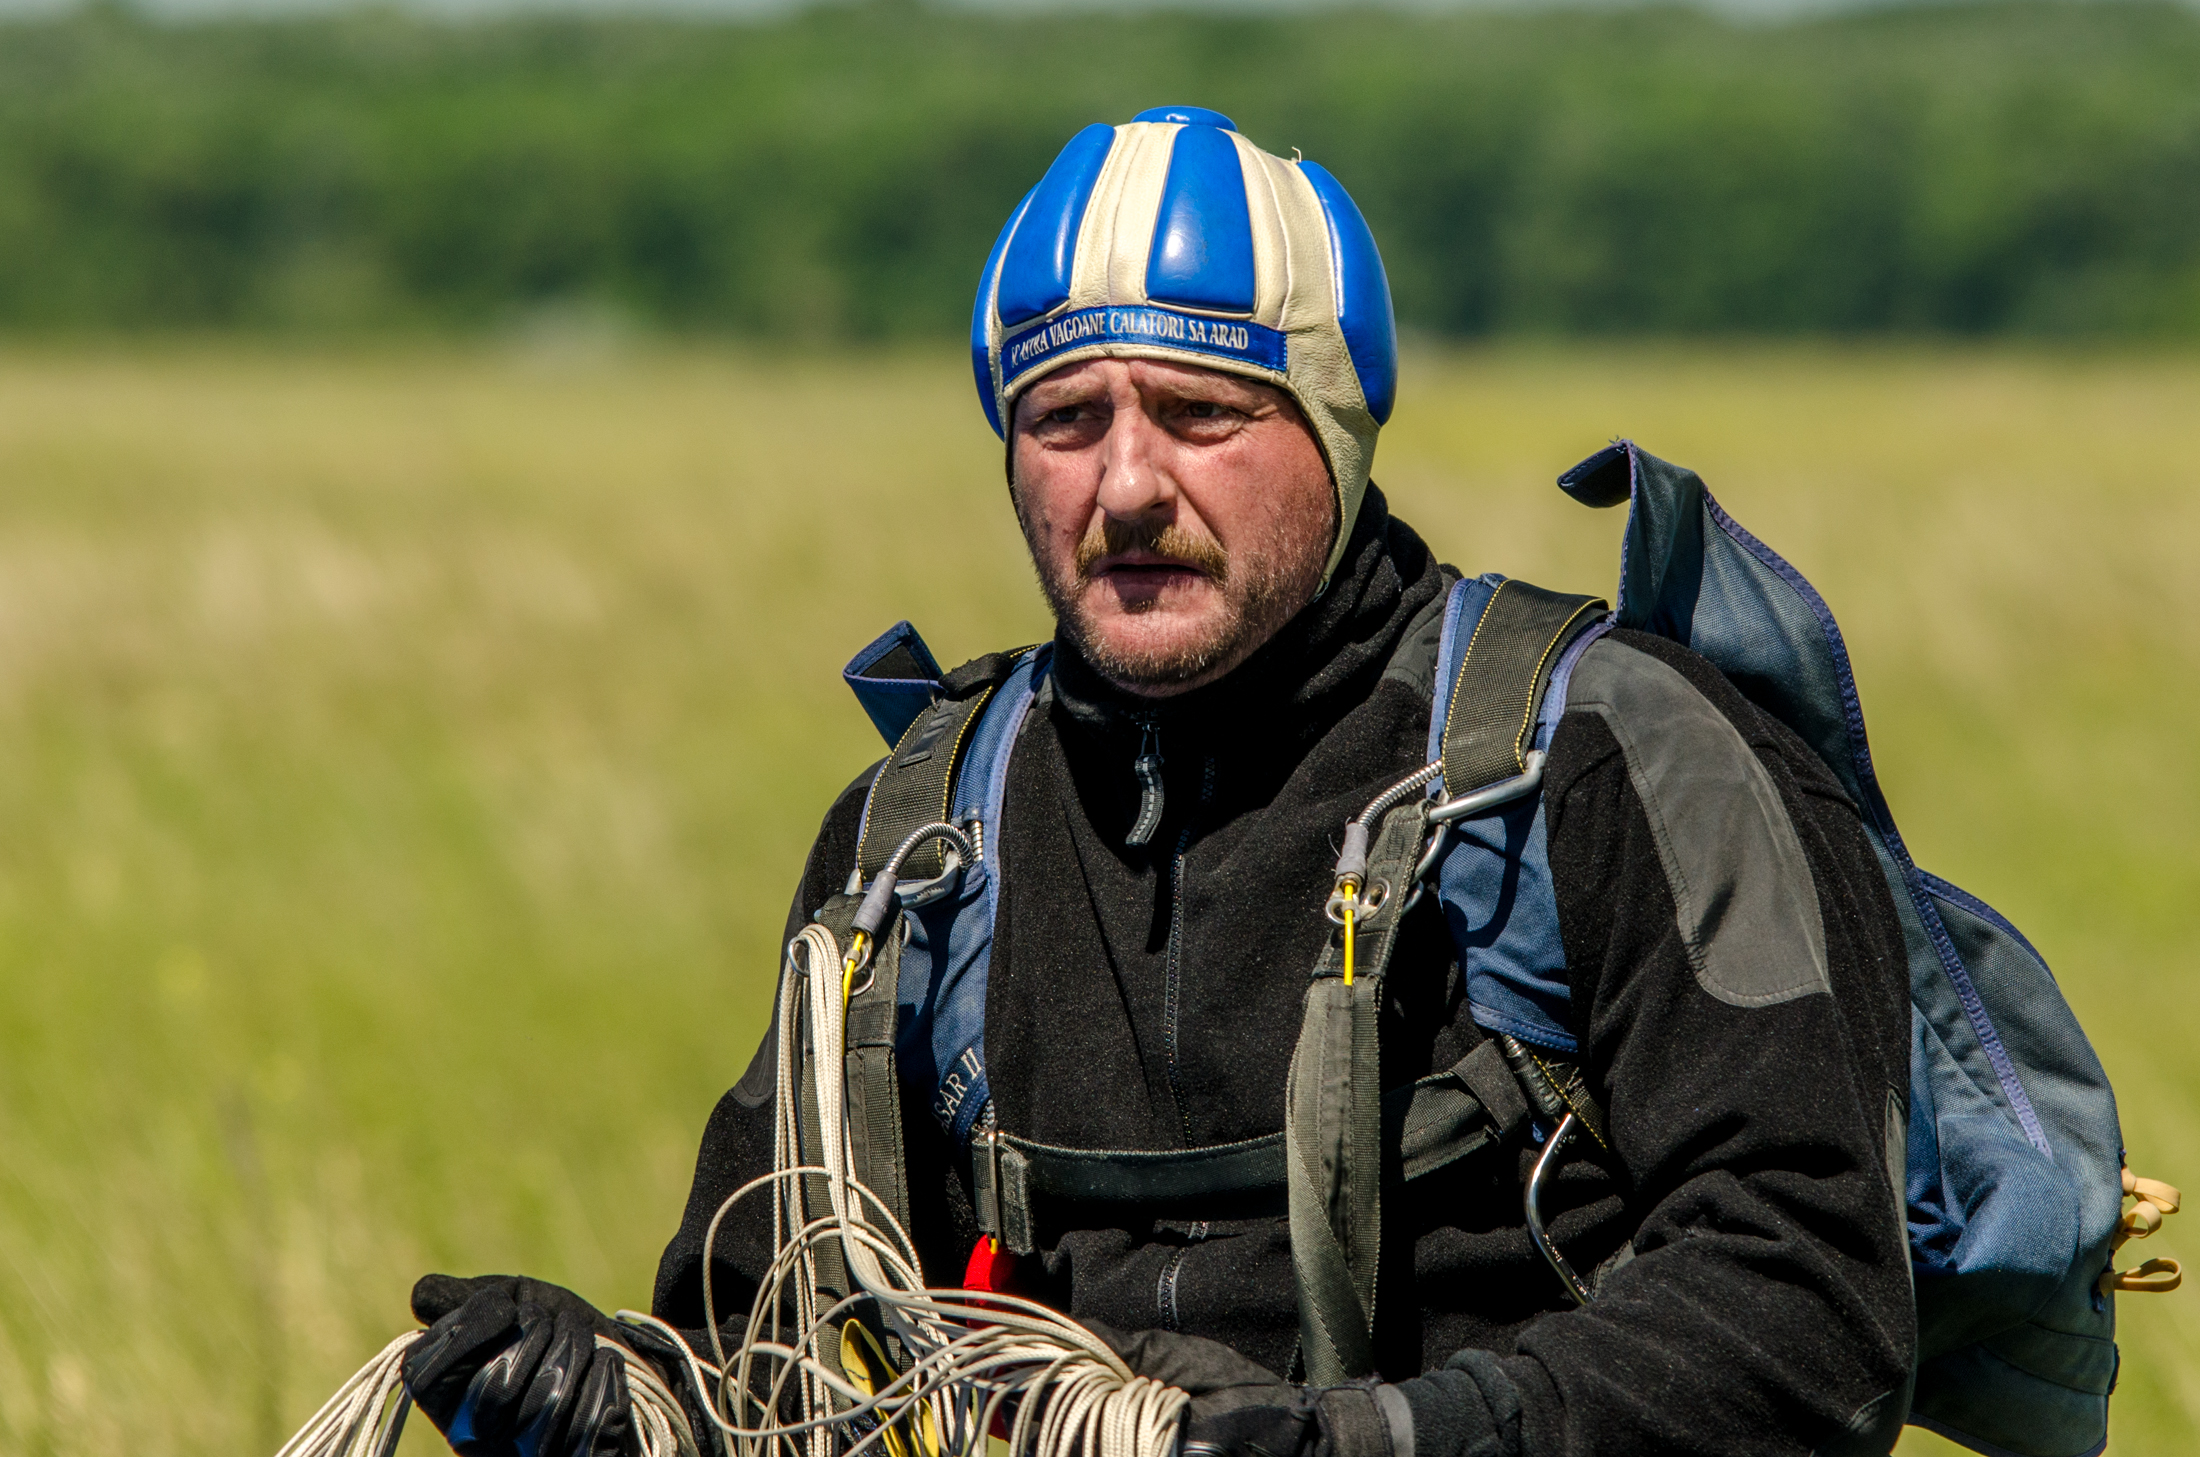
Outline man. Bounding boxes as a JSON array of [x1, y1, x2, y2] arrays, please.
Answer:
[[399, 108, 1917, 1457]]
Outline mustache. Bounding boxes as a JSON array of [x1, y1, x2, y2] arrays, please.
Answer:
[[1073, 517, 1230, 583]]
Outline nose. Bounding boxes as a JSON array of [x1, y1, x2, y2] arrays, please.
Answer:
[[1092, 393, 1176, 524]]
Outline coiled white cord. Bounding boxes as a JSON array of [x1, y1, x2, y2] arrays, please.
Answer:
[[272, 918, 1189, 1457], [272, 1331, 417, 1457], [689, 921, 1187, 1457], [271, 1327, 699, 1457]]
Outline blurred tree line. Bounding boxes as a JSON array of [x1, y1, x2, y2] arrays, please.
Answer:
[[0, 0, 2197, 339]]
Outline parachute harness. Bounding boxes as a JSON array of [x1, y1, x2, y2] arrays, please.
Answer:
[[268, 564, 2186, 1457], [274, 888, 1189, 1457]]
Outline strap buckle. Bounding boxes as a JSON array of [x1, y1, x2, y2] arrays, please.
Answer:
[[969, 1124, 1035, 1255], [1323, 877, 1390, 926], [974, 1125, 1004, 1243]]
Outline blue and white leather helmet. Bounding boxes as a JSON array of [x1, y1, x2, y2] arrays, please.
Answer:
[[972, 106, 1398, 588]]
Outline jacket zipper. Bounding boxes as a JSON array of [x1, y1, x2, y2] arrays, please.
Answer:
[[1163, 756, 1217, 1146], [1126, 717, 1165, 848]]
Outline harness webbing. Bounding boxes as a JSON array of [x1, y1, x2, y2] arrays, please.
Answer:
[[1287, 797, 1426, 1384], [1441, 581, 1605, 793], [1292, 579, 1604, 1382], [857, 684, 1002, 884], [968, 1038, 1528, 1256], [843, 910, 916, 1249]]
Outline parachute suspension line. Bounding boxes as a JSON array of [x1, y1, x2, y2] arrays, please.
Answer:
[[270, 1328, 701, 1457], [271, 914, 1190, 1457], [270, 1332, 416, 1457], [683, 918, 1189, 1457]]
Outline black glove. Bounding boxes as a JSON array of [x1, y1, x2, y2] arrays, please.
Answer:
[[1181, 1393, 1325, 1457], [1085, 1324, 1393, 1457], [402, 1273, 634, 1457]]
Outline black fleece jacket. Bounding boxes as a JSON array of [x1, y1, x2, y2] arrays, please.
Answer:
[[654, 489, 1918, 1457]]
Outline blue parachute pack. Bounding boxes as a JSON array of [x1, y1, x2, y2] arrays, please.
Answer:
[[837, 441, 2132, 1457]]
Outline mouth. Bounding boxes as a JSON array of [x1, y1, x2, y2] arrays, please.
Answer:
[[1086, 552, 1215, 586]]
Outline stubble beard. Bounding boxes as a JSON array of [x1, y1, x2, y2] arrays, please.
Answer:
[[1019, 506, 1323, 692]]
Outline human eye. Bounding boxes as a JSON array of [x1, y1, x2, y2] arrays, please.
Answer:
[[1021, 398, 1081, 430], [1022, 396, 1106, 443], [1171, 397, 1242, 435]]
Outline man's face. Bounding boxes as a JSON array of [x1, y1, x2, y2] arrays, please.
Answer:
[[1010, 358, 1336, 698]]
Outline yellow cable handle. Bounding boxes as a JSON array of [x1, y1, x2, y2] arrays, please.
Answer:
[[1342, 897, 1357, 987], [2100, 1166, 2183, 1295], [838, 1319, 941, 1457], [841, 929, 871, 1008]]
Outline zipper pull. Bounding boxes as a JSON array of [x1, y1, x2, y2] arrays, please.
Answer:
[[1126, 718, 1165, 848]]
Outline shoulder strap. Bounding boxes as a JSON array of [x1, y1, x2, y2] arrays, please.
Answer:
[[1287, 574, 1606, 1382], [790, 632, 1045, 1298], [1425, 576, 1609, 1059], [1287, 796, 1426, 1384], [853, 648, 1037, 885], [856, 685, 1003, 885], [838, 637, 1049, 1150], [1440, 578, 1606, 795]]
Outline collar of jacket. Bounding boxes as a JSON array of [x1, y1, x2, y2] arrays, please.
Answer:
[[1047, 484, 1446, 757]]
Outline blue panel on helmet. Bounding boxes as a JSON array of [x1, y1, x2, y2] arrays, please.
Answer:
[[1131, 105, 1237, 131], [995, 124, 1116, 329], [1300, 161, 1398, 424], [971, 187, 1034, 438], [1145, 126, 1257, 315]]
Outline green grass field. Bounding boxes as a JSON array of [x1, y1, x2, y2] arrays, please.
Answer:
[[0, 341, 2191, 1455]]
